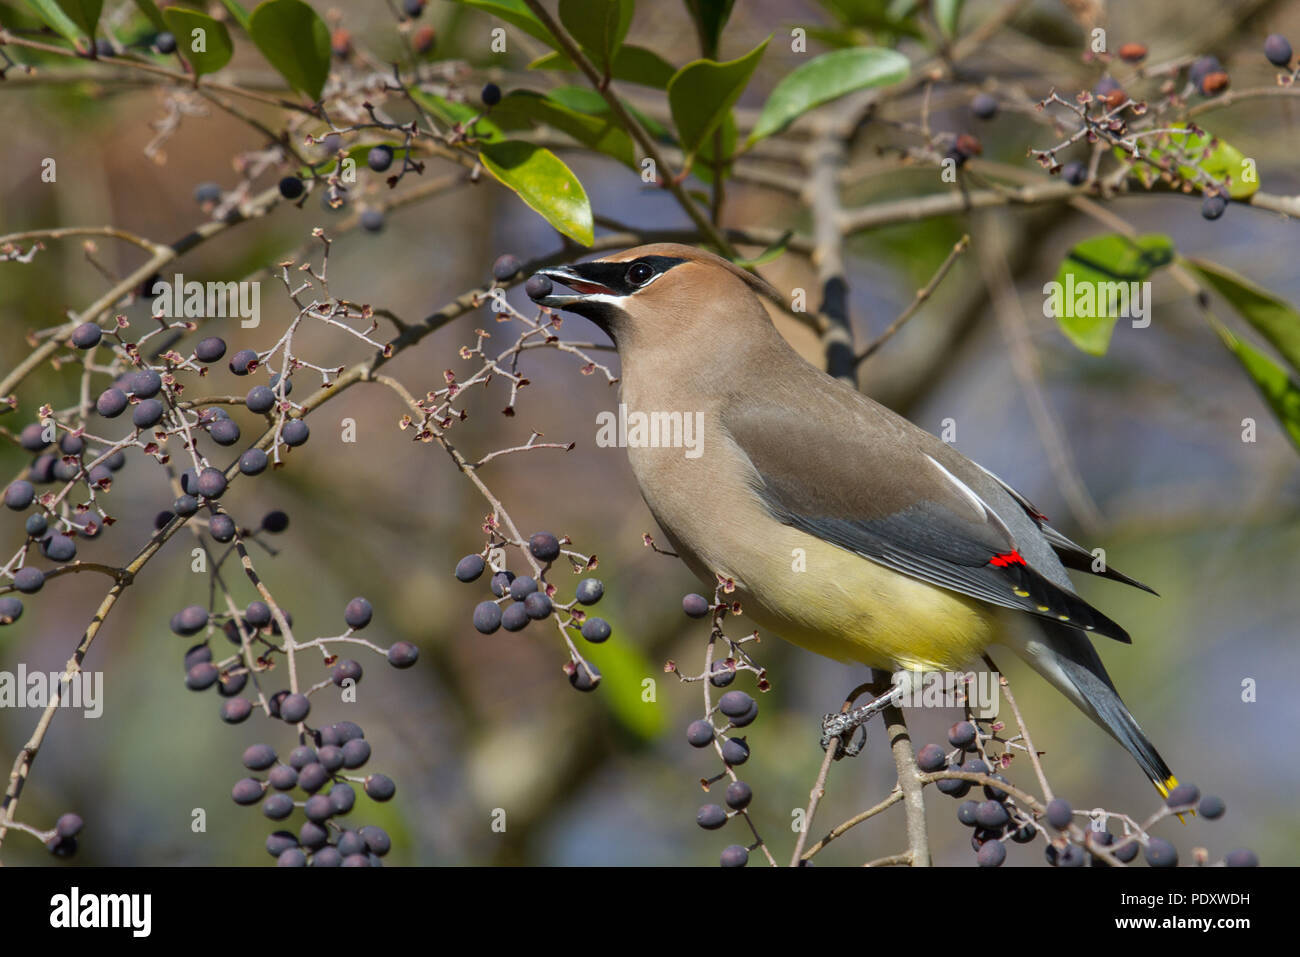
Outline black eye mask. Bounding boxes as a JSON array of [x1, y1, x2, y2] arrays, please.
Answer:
[[549, 255, 687, 297]]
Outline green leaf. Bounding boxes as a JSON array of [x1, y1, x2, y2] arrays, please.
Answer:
[[690, 111, 735, 184], [933, 0, 962, 38], [248, 0, 331, 100], [797, 25, 868, 49], [557, 0, 632, 74], [547, 85, 673, 140], [837, 0, 925, 37], [682, 0, 733, 58], [494, 90, 636, 167], [451, 0, 557, 48], [667, 35, 769, 156], [529, 44, 676, 88], [731, 229, 793, 267], [297, 141, 414, 178], [218, 0, 252, 32], [479, 141, 593, 245], [24, 0, 100, 43], [133, 0, 167, 33], [162, 7, 233, 76], [409, 90, 518, 141], [748, 46, 909, 144], [1189, 258, 1300, 373], [1050, 233, 1175, 355], [1123, 123, 1259, 199], [545, 85, 611, 113], [580, 634, 664, 741], [1226, 336, 1300, 451]]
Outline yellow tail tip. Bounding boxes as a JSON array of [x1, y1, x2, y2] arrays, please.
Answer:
[[1157, 775, 1196, 823]]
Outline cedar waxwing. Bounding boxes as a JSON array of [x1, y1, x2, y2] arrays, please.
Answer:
[[527, 243, 1178, 796]]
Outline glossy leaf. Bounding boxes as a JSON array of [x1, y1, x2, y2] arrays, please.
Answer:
[[452, 0, 557, 47], [545, 85, 611, 113], [1227, 336, 1300, 451], [1049, 233, 1174, 355], [219, 0, 253, 32], [529, 45, 676, 88], [682, 0, 733, 58], [580, 633, 664, 741], [691, 112, 735, 184], [1190, 258, 1300, 373], [558, 0, 632, 74], [749, 46, 908, 143], [830, 0, 926, 38], [667, 35, 769, 156], [24, 0, 100, 43], [297, 142, 414, 178], [409, 90, 516, 141], [133, 0, 167, 33], [933, 0, 962, 38], [249, 0, 331, 100], [546, 85, 673, 140], [162, 7, 234, 76], [479, 141, 593, 245], [731, 229, 793, 268], [494, 90, 635, 167], [1125, 123, 1259, 199]]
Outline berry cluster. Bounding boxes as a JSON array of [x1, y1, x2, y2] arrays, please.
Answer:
[[183, 572, 419, 866], [667, 579, 773, 867], [918, 715, 1258, 867], [2, 229, 619, 862], [1011, 34, 1298, 218], [232, 714, 398, 867], [456, 529, 607, 691], [0, 228, 438, 861]]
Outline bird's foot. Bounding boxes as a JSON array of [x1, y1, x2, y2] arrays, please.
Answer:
[[820, 715, 868, 758], [819, 686, 904, 760]]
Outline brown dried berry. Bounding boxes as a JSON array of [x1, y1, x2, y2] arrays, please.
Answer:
[[413, 25, 437, 55], [1118, 43, 1147, 63], [331, 28, 351, 58], [1200, 71, 1230, 95], [1103, 89, 1128, 109], [955, 133, 982, 158]]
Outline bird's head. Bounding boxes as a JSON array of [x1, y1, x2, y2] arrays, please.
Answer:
[[526, 243, 778, 346]]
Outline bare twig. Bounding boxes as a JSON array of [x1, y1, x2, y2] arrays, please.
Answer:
[[856, 234, 971, 367]]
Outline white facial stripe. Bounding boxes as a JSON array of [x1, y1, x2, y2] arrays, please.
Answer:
[[632, 270, 668, 292], [569, 292, 627, 306]]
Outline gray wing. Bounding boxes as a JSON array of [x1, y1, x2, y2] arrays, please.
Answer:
[[720, 383, 1132, 642], [971, 462, 1158, 595]]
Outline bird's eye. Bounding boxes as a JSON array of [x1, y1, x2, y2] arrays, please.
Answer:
[[626, 262, 654, 286]]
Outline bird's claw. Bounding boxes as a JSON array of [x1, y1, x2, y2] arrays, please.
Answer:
[[819, 685, 906, 759], [820, 712, 868, 759]]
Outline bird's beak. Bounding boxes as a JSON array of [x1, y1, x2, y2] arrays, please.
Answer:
[[527, 263, 619, 309]]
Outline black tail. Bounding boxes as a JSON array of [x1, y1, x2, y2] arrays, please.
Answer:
[[1014, 620, 1178, 796]]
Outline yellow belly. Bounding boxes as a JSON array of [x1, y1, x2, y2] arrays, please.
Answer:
[[721, 530, 997, 672], [625, 438, 997, 673]]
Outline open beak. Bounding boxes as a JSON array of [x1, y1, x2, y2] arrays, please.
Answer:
[[527, 264, 618, 309]]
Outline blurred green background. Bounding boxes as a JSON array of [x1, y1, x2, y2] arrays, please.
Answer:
[[1, 0, 1298, 866]]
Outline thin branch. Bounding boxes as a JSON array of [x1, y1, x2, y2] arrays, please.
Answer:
[[855, 234, 970, 368], [985, 654, 1054, 803], [790, 682, 873, 865], [976, 212, 1104, 535], [881, 697, 930, 867], [519, 0, 736, 259]]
